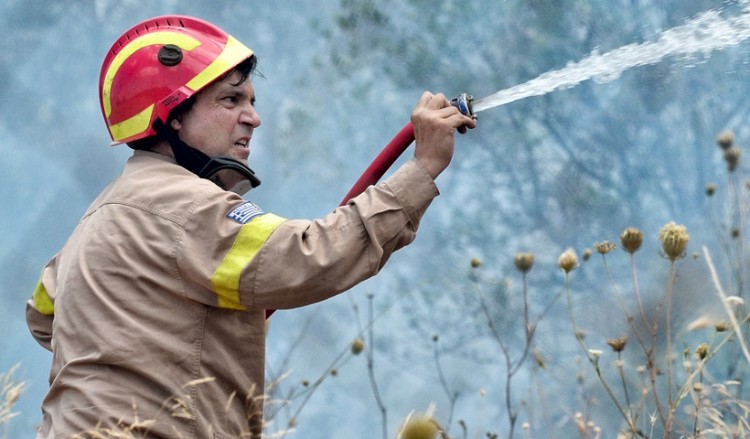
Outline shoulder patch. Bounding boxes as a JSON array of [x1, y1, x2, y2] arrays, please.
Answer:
[[227, 201, 265, 224]]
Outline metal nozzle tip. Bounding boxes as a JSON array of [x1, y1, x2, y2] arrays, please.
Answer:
[[451, 93, 475, 118]]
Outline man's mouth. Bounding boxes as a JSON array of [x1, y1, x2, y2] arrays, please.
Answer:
[[235, 138, 249, 148]]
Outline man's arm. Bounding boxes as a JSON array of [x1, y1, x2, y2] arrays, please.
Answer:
[[247, 157, 438, 310]]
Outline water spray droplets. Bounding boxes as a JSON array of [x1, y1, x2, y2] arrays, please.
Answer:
[[473, 8, 750, 112]]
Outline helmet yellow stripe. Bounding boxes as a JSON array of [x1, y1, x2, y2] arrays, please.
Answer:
[[101, 31, 202, 119], [108, 104, 155, 143], [186, 36, 253, 91], [211, 213, 286, 310]]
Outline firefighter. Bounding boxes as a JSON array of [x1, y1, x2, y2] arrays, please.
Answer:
[[26, 14, 475, 438]]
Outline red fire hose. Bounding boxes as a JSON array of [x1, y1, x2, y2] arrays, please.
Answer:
[[338, 122, 416, 205], [265, 122, 416, 318]]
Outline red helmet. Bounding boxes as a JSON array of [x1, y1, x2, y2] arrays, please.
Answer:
[[99, 15, 254, 144]]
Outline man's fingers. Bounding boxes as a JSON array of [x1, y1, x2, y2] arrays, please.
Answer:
[[418, 91, 433, 105], [415, 91, 476, 133], [418, 92, 451, 109], [435, 106, 477, 130], [430, 93, 450, 109]]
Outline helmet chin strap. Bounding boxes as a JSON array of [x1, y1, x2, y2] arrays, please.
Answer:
[[152, 119, 261, 194]]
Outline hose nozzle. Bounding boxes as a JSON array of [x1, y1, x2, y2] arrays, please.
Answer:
[[451, 93, 475, 118]]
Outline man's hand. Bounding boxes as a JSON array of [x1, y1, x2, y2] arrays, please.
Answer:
[[411, 91, 476, 180]]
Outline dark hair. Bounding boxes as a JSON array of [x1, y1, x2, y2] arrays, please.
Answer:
[[126, 55, 258, 151], [127, 135, 161, 151]]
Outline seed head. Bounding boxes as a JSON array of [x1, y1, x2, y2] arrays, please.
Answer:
[[399, 416, 439, 439], [725, 296, 745, 307], [575, 329, 586, 341], [594, 241, 617, 255], [558, 248, 578, 273], [695, 343, 709, 360], [581, 250, 592, 264], [705, 183, 717, 197], [620, 227, 644, 254], [351, 338, 365, 355], [606, 336, 628, 353], [574, 412, 585, 431], [532, 348, 546, 369], [724, 146, 742, 172], [658, 222, 689, 261], [717, 131, 735, 150], [715, 320, 731, 332], [514, 252, 535, 273], [581, 248, 591, 262]]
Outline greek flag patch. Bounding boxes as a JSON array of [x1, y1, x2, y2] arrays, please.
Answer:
[[227, 201, 265, 224]]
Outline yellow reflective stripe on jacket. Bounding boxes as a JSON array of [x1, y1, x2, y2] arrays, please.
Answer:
[[32, 278, 55, 315], [212, 213, 286, 310]]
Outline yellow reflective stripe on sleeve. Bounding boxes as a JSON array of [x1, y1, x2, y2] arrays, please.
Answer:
[[212, 213, 286, 310], [186, 36, 253, 91], [32, 279, 54, 315]]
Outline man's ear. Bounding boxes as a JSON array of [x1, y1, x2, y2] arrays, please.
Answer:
[[170, 118, 182, 130]]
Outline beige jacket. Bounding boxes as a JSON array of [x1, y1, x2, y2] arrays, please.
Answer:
[[26, 151, 438, 438]]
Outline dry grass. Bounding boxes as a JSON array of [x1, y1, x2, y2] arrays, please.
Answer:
[[0, 364, 25, 427]]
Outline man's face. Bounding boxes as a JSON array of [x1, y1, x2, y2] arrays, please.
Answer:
[[171, 71, 260, 166]]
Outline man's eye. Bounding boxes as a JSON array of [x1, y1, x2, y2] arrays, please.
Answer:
[[223, 95, 238, 103]]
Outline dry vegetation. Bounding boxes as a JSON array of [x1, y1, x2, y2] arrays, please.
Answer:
[[5, 132, 750, 438]]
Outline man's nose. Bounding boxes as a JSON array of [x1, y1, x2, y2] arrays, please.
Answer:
[[240, 104, 261, 128]]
